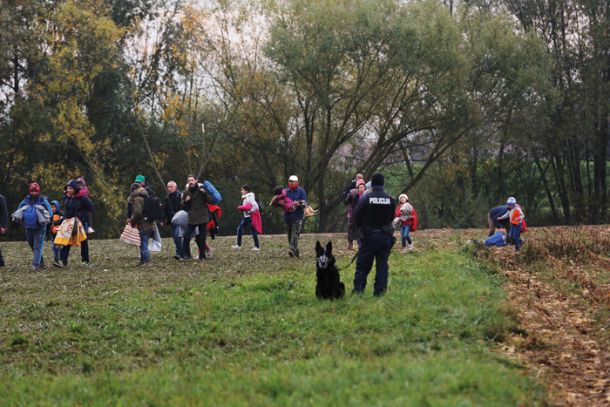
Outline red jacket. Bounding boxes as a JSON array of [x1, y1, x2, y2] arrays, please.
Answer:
[[395, 204, 417, 231]]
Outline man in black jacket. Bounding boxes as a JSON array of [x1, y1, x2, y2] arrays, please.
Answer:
[[352, 173, 396, 296], [163, 181, 183, 259], [0, 193, 8, 267]]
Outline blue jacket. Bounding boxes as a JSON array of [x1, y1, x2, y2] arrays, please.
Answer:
[[18, 195, 53, 229], [284, 187, 307, 222]]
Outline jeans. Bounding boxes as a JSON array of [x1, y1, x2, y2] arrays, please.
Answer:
[[172, 225, 183, 257], [285, 219, 303, 256], [140, 229, 152, 263], [353, 231, 392, 295], [52, 241, 61, 262], [25, 226, 46, 267], [182, 223, 207, 259], [60, 240, 90, 265], [236, 217, 259, 248], [400, 225, 412, 248], [509, 223, 522, 251]]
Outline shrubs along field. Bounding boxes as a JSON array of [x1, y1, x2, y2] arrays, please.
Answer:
[[0, 232, 544, 405]]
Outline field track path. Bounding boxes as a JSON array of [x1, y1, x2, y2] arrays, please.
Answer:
[[502, 261, 610, 406]]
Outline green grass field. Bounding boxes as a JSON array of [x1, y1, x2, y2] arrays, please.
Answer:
[[0, 233, 544, 406]]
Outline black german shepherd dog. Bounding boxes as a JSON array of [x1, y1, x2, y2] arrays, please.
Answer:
[[315, 241, 345, 300]]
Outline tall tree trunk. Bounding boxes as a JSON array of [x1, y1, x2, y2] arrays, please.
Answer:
[[534, 153, 559, 223], [551, 152, 571, 223], [565, 141, 586, 222]]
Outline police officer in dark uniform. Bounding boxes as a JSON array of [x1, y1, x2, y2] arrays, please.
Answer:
[[352, 173, 396, 296]]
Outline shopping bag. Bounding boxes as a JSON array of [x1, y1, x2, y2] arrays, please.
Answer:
[[120, 223, 141, 247], [149, 223, 162, 252], [303, 205, 317, 218]]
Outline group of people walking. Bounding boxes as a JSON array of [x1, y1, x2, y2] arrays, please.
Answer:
[[0, 171, 525, 297], [0, 179, 93, 270], [343, 174, 418, 254], [0, 173, 311, 270]]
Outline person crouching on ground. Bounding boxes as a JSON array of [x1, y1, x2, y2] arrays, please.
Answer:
[[128, 183, 156, 266], [487, 202, 510, 237], [180, 175, 214, 261], [232, 185, 262, 251], [500, 197, 525, 251]]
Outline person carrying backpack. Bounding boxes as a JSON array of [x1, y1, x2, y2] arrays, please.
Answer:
[[128, 183, 159, 266], [17, 182, 53, 270], [0, 193, 8, 267]]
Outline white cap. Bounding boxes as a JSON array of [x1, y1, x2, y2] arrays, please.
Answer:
[[288, 175, 298, 182], [506, 197, 517, 205]]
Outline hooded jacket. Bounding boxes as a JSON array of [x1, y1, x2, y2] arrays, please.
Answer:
[[128, 187, 155, 233]]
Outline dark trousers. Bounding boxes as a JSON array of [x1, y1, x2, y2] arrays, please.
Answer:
[[236, 217, 259, 248], [353, 231, 392, 295], [182, 223, 207, 259], [0, 248, 4, 266], [60, 240, 90, 265], [285, 219, 302, 256]]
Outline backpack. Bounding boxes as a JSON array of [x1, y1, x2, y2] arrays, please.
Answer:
[[202, 180, 222, 204], [23, 204, 39, 229], [143, 195, 163, 221]]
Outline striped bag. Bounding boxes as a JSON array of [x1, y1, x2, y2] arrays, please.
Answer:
[[120, 223, 141, 247]]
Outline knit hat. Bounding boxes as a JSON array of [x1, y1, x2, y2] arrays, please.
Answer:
[[67, 179, 81, 193], [28, 182, 40, 193], [506, 197, 517, 206], [398, 193, 408, 202], [134, 175, 145, 183], [288, 175, 298, 182], [371, 173, 384, 187]]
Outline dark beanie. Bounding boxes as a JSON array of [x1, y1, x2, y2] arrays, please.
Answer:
[[371, 172, 384, 187], [67, 179, 81, 193]]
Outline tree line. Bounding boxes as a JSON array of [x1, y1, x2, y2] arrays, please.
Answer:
[[1, 0, 607, 238]]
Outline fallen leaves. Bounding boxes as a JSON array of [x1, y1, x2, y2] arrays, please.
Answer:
[[480, 225, 610, 406]]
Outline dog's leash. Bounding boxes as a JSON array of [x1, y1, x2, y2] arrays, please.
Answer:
[[337, 252, 358, 271]]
